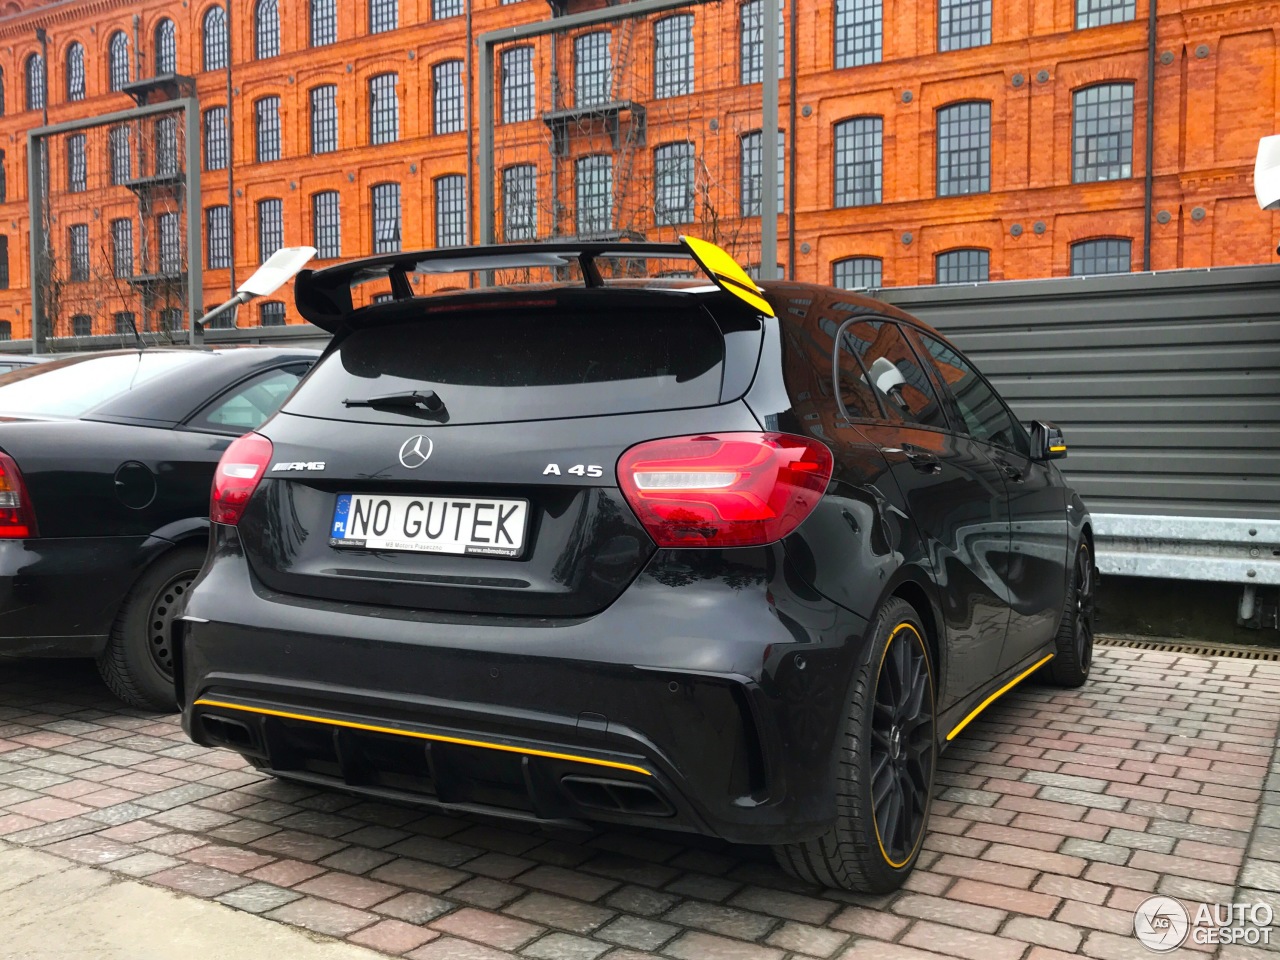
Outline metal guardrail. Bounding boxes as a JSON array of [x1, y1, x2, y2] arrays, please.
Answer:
[[1093, 514, 1280, 586]]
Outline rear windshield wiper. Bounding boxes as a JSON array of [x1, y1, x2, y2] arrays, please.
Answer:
[[343, 390, 446, 414]]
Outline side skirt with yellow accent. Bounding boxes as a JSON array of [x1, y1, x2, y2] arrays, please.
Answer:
[[944, 653, 1055, 742], [192, 698, 652, 777]]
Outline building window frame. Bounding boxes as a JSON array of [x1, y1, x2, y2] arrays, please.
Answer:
[[25, 53, 45, 111], [834, 115, 883, 208], [206, 204, 231, 269], [1070, 237, 1132, 275], [255, 95, 281, 163], [68, 223, 90, 282], [311, 191, 341, 259], [1076, 0, 1135, 28], [834, 0, 882, 68], [1072, 82, 1134, 183], [575, 154, 613, 237], [500, 46, 535, 124], [257, 198, 284, 264], [154, 19, 177, 75], [502, 164, 537, 242], [653, 141, 696, 226], [310, 85, 338, 154], [739, 0, 784, 85], [203, 6, 229, 71], [938, 0, 992, 52], [255, 0, 280, 60], [833, 256, 882, 289], [311, 0, 337, 46], [574, 31, 611, 107], [434, 174, 467, 248], [371, 182, 402, 253], [936, 100, 991, 197], [111, 218, 134, 278], [370, 73, 399, 145], [109, 31, 130, 91], [67, 133, 87, 193], [66, 42, 86, 101], [204, 105, 228, 171], [371, 0, 399, 32], [432, 61, 464, 135], [654, 14, 695, 100], [936, 248, 990, 284]]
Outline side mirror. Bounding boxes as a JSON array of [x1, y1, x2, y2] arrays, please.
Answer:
[[1030, 421, 1067, 460]]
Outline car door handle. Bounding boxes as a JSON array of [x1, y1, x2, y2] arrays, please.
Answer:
[[902, 445, 942, 474], [993, 458, 1024, 482]]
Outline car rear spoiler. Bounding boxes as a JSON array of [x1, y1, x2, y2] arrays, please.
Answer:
[[293, 238, 774, 332]]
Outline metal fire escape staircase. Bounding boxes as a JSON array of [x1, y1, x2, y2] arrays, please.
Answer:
[[542, 6, 646, 241]]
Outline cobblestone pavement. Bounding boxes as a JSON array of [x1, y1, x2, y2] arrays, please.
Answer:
[[1, 645, 1278, 960]]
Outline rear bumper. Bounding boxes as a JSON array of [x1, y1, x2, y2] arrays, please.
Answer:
[[0, 536, 151, 657], [179, 530, 870, 844]]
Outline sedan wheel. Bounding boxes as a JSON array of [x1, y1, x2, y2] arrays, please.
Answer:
[[97, 544, 205, 712]]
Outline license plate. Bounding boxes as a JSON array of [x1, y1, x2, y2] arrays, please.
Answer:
[[330, 494, 528, 558]]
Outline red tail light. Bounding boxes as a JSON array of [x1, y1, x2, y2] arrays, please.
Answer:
[[211, 433, 273, 526], [0, 451, 37, 539], [616, 432, 833, 548]]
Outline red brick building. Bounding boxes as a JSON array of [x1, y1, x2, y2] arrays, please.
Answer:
[[0, 0, 1274, 338]]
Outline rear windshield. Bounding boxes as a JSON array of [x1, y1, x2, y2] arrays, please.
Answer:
[[0, 351, 205, 418], [283, 303, 726, 425]]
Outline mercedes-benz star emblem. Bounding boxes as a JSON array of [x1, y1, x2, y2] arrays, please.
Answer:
[[398, 435, 433, 469]]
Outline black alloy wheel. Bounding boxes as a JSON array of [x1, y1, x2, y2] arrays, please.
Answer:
[[773, 597, 936, 891], [870, 622, 935, 867], [1048, 539, 1096, 688]]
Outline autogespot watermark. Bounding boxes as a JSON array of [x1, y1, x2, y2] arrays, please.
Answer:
[[1133, 895, 1274, 951]]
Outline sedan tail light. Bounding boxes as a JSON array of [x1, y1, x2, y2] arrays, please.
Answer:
[[211, 433, 274, 526], [0, 451, 38, 539], [617, 432, 833, 548]]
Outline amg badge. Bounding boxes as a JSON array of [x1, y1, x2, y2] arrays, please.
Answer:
[[271, 461, 326, 472]]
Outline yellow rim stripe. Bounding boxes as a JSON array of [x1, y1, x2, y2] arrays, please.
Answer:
[[193, 698, 652, 777], [873, 622, 934, 870], [945, 654, 1054, 742]]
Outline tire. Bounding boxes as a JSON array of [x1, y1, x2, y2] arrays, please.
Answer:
[[773, 597, 937, 892], [96, 543, 204, 712], [1047, 539, 1096, 688]]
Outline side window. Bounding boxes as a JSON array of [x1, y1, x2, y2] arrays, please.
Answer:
[[915, 333, 1029, 453], [830, 317, 882, 420], [838, 318, 948, 429], [187, 365, 307, 433]]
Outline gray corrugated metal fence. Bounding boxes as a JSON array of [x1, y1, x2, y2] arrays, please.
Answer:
[[879, 266, 1280, 524]]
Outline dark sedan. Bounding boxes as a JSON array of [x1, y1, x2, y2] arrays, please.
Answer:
[[0, 346, 316, 709], [178, 239, 1093, 892]]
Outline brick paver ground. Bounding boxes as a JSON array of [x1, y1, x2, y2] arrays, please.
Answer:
[[1, 645, 1278, 959]]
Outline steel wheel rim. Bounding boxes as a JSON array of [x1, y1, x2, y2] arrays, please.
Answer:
[[147, 570, 196, 681], [870, 623, 935, 868], [1075, 546, 1095, 672]]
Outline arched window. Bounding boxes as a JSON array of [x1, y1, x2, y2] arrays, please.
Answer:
[[255, 0, 280, 59], [310, 0, 337, 46], [0, 68, 6, 116], [833, 257, 882, 289], [203, 6, 229, 71], [154, 19, 177, 75], [24, 53, 45, 111], [109, 31, 131, 91], [66, 43, 85, 101]]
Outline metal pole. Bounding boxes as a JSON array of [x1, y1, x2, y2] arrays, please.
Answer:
[[478, 40, 494, 245], [760, 0, 779, 280], [183, 97, 203, 345], [226, 1, 236, 292], [27, 133, 44, 354], [1142, 0, 1157, 271]]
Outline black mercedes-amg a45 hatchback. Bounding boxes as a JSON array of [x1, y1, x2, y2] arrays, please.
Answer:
[[178, 238, 1094, 892]]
